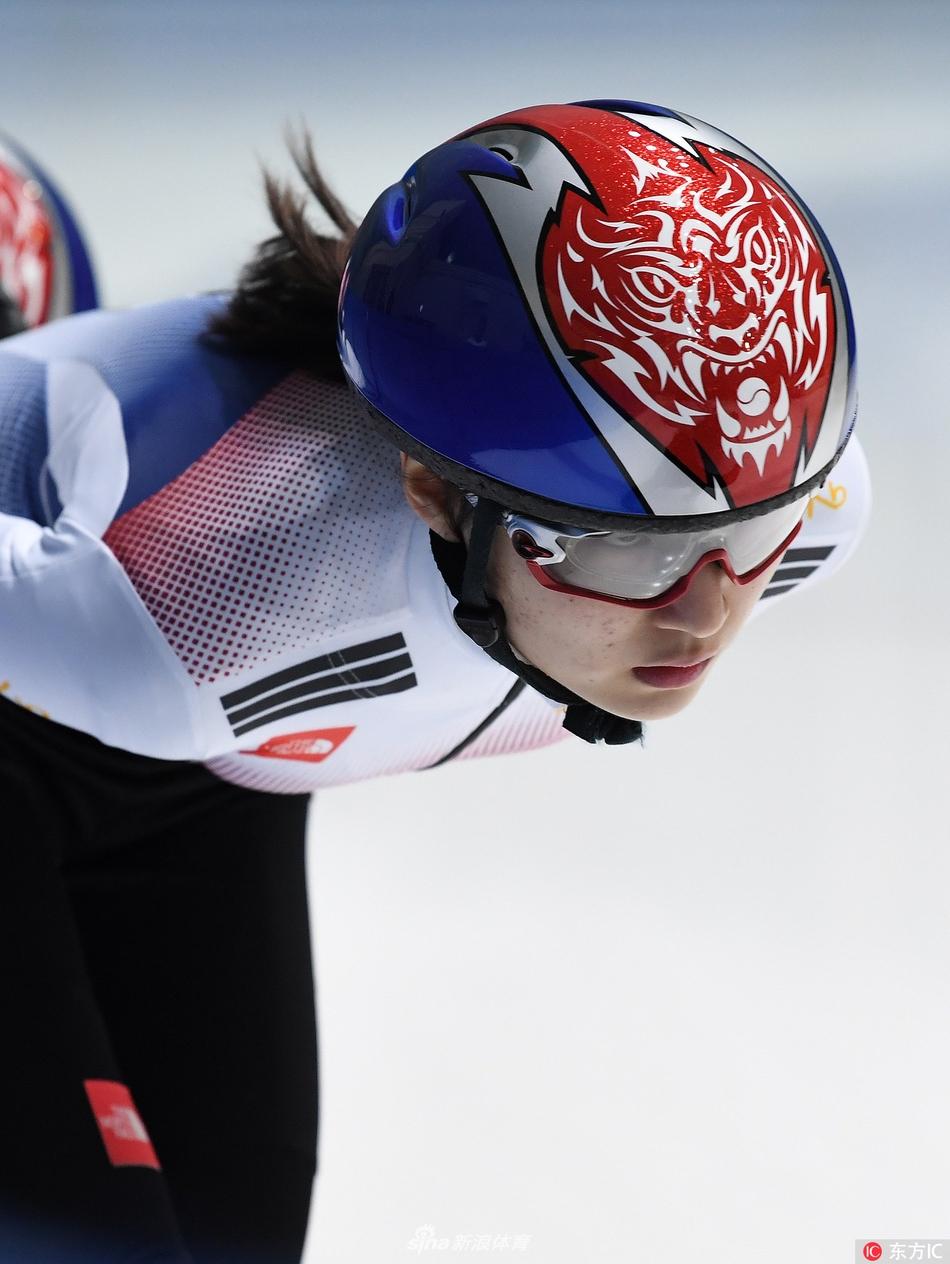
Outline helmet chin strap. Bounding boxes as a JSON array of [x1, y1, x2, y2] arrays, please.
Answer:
[[428, 496, 643, 746]]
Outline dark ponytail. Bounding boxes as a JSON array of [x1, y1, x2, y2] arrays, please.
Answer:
[[204, 127, 358, 380]]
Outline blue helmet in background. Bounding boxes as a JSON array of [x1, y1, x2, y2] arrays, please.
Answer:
[[0, 132, 98, 335]]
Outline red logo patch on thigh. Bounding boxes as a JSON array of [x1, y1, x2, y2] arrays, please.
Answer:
[[83, 1079, 161, 1169]]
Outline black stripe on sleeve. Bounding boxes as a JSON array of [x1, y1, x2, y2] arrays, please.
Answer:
[[781, 545, 835, 564], [220, 632, 408, 709], [760, 583, 799, 598], [770, 564, 820, 582], [225, 652, 414, 727], [231, 672, 418, 737]]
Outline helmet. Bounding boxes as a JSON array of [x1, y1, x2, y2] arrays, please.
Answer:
[[339, 100, 855, 524], [337, 100, 857, 744], [0, 133, 98, 333]]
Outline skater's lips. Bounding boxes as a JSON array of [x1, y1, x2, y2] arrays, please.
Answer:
[[632, 658, 714, 689]]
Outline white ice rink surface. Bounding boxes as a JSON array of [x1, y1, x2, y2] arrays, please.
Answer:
[[4, 1, 949, 1259]]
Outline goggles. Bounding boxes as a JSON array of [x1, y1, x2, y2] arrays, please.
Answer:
[[464, 492, 810, 609]]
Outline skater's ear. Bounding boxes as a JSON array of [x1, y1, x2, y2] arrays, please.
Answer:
[[399, 453, 472, 545]]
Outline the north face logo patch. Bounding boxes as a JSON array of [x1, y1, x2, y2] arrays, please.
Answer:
[[84, 1079, 161, 1169], [241, 726, 355, 763]]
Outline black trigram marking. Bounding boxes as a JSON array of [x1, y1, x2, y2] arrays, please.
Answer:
[[220, 632, 416, 736], [761, 543, 836, 599]]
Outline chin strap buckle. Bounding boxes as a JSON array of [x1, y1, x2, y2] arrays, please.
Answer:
[[453, 600, 505, 648]]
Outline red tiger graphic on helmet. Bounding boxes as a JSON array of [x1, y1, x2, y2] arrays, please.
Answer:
[[478, 105, 837, 510]]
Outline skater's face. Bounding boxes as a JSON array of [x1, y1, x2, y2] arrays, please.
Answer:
[[400, 455, 781, 722]]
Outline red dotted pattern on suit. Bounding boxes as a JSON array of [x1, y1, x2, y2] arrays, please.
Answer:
[[104, 372, 407, 684], [450, 695, 572, 765]]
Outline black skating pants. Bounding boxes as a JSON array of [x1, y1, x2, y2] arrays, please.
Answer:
[[0, 697, 318, 1263]]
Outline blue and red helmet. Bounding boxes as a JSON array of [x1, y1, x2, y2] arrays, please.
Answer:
[[0, 133, 98, 332], [338, 100, 856, 530]]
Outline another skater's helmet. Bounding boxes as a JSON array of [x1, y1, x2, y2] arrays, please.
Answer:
[[338, 100, 855, 537], [0, 133, 98, 335]]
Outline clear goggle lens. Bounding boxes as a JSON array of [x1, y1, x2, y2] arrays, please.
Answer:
[[469, 493, 812, 606]]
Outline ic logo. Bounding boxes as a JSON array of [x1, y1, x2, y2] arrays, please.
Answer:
[[863, 1244, 883, 1261]]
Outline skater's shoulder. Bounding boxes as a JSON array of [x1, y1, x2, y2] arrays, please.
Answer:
[[0, 293, 294, 403], [0, 293, 296, 441], [0, 292, 222, 360]]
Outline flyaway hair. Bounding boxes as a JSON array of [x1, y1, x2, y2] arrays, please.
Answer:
[[204, 126, 358, 380]]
